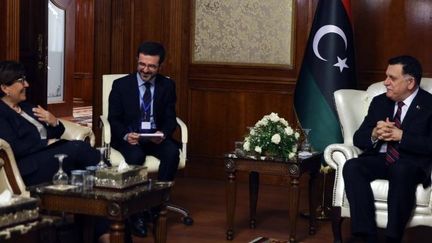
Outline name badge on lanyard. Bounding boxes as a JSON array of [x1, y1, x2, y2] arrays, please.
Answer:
[[141, 121, 152, 130]]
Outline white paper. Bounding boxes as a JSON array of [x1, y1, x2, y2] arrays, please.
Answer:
[[139, 133, 164, 137]]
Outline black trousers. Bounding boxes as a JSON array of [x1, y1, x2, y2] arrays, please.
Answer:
[[343, 154, 424, 239], [21, 140, 100, 186], [114, 138, 180, 181]]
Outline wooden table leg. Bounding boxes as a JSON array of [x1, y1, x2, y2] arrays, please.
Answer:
[[109, 220, 125, 243], [155, 206, 167, 243], [79, 215, 95, 243], [249, 171, 259, 229], [288, 170, 300, 243], [332, 206, 344, 243], [225, 166, 237, 240], [308, 170, 318, 235]]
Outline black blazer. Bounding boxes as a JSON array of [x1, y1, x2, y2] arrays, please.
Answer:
[[353, 89, 432, 185], [108, 73, 177, 147], [0, 100, 65, 175]]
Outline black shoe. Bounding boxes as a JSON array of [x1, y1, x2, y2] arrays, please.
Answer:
[[385, 236, 401, 243], [352, 232, 377, 243], [130, 216, 148, 237]]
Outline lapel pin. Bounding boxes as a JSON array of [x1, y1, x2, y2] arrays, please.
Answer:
[[416, 105, 420, 110]]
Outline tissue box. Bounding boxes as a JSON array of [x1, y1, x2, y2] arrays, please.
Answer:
[[95, 165, 148, 189], [0, 196, 39, 229]]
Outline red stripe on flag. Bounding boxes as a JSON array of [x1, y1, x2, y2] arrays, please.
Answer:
[[341, 0, 352, 21]]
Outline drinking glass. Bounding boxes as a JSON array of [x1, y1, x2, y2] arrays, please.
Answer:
[[52, 154, 69, 185], [96, 147, 108, 169], [85, 166, 97, 190], [71, 170, 89, 187], [234, 141, 245, 157], [301, 128, 312, 152]]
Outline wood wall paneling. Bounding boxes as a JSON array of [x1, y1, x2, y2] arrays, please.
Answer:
[[188, 85, 295, 156], [93, 0, 112, 143], [130, 0, 165, 54], [0, 2, 6, 60], [164, 0, 188, 118], [74, 0, 94, 103], [352, 0, 432, 86], [73, 72, 93, 102], [110, 0, 133, 73], [19, 0, 48, 109], [0, 0, 20, 61]]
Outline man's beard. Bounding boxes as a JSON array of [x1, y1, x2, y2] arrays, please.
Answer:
[[140, 72, 155, 81]]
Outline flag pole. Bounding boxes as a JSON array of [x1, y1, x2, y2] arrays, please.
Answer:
[[315, 169, 332, 220], [301, 165, 333, 221]]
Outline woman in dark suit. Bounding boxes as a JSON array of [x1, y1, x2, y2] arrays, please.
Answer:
[[0, 60, 109, 243], [0, 60, 99, 185]]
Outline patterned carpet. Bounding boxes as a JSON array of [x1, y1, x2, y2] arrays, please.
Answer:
[[249, 236, 288, 243], [72, 106, 92, 127]]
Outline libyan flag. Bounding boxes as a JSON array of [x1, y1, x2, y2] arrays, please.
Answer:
[[294, 0, 357, 152]]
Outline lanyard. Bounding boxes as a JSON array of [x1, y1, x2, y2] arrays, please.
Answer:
[[140, 85, 153, 120]]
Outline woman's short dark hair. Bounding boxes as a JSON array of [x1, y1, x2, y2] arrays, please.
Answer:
[[136, 41, 166, 64], [0, 61, 27, 97]]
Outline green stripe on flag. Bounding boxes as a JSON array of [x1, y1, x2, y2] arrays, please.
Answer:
[[295, 68, 342, 152]]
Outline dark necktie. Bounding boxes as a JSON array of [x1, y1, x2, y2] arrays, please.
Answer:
[[385, 101, 404, 164], [142, 82, 152, 121]]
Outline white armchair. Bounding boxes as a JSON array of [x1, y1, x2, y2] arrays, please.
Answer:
[[100, 74, 192, 225], [0, 119, 95, 197], [324, 78, 432, 242]]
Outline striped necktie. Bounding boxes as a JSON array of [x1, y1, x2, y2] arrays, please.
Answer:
[[142, 82, 152, 121], [385, 101, 404, 164]]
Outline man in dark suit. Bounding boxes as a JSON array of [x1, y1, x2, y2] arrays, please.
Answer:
[[343, 55, 432, 243], [108, 41, 179, 181], [108, 41, 179, 236]]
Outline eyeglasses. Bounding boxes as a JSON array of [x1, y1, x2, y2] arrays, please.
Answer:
[[13, 76, 27, 85], [137, 62, 159, 71]]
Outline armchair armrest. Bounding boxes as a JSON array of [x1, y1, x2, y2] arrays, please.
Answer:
[[0, 139, 28, 196], [176, 117, 188, 159], [59, 119, 95, 147], [324, 143, 362, 169], [99, 115, 116, 164], [324, 143, 362, 207], [99, 115, 111, 145]]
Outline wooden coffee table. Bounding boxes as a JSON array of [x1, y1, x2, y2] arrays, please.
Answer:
[[30, 180, 173, 243], [0, 216, 59, 243], [225, 152, 322, 243]]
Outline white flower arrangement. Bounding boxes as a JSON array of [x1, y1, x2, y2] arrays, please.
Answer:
[[243, 112, 300, 160]]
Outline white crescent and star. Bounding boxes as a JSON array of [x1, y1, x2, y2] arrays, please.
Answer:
[[312, 24, 349, 72]]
